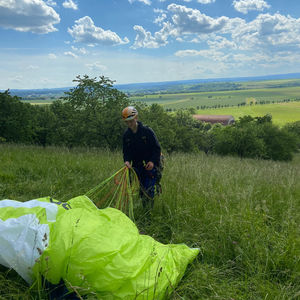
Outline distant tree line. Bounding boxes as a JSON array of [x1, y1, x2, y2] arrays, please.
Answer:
[[1, 75, 300, 161]]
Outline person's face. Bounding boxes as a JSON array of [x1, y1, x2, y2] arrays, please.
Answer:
[[125, 117, 137, 130]]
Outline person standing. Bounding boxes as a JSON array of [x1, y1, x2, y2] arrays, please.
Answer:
[[122, 106, 161, 209]]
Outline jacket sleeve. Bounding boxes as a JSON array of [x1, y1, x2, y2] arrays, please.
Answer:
[[147, 127, 161, 165], [122, 132, 133, 163]]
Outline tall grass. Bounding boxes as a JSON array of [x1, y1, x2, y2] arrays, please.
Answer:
[[1, 144, 300, 299]]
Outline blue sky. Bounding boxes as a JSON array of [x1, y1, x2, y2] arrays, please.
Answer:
[[1, 0, 300, 89]]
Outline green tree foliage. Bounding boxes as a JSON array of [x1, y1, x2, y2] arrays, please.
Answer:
[[283, 121, 300, 149], [257, 123, 298, 161], [1, 79, 299, 162], [212, 114, 298, 161], [0, 90, 36, 143], [213, 123, 266, 159], [33, 105, 56, 147], [62, 75, 131, 149]]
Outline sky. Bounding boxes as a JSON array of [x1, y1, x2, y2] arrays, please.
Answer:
[[1, 0, 300, 89]]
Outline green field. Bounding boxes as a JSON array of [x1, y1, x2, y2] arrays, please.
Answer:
[[131, 86, 300, 126], [131, 86, 300, 109], [1, 145, 300, 299], [194, 102, 300, 126]]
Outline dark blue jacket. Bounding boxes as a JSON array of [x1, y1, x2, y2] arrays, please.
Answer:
[[123, 121, 161, 167]]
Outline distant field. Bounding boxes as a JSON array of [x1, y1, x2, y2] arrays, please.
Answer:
[[238, 78, 300, 88], [131, 86, 300, 110], [22, 99, 54, 105], [130, 85, 300, 126], [194, 102, 300, 126]]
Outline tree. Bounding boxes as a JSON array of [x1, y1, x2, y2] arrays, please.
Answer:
[[283, 121, 300, 149], [212, 123, 266, 159], [0, 90, 36, 143], [62, 75, 131, 149], [64, 75, 118, 109], [215, 114, 299, 161], [34, 105, 56, 147], [257, 123, 298, 161]]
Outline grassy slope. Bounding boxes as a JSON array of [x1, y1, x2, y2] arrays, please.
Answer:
[[1, 145, 300, 299]]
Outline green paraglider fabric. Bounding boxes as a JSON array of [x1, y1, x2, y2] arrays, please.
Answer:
[[0, 196, 199, 299]]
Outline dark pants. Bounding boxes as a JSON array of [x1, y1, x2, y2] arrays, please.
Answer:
[[133, 165, 157, 208]]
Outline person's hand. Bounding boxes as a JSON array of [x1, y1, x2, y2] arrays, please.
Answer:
[[145, 161, 154, 171], [125, 161, 131, 169]]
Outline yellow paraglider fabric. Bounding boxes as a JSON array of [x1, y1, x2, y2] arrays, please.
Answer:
[[0, 195, 199, 300]]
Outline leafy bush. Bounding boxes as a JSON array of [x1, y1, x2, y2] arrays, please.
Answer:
[[212, 115, 299, 161]]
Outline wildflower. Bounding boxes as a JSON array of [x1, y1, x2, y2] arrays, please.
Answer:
[[233, 241, 237, 244]]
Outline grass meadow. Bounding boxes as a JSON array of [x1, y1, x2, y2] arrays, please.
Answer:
[[1, 144, 300, 299]]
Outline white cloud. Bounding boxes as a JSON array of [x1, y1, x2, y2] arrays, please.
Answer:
[[192, 65, 206, 72], [197, 0, 215, 3], [0, 0, 60, 34], [39, 77, 55, 84], [176, 37, 183, 42], [168, 4, 229, 36], [233, 0, 271, 14], [175, 49, 224, 61], [71, 45, 88, 54], [64, 41, 70, 44], [128, 0, 151, 5], [154, 9, 164, 13], [62, 0, 78, 10], [48, 53, 57, 59], [8, 75, 23, 82], [85, 62, 107, 71], [45, 0, 57, 6], [79, 47, 88, 54], [208, 36, 237, 49], [131, 21, 172, 49], [28, 65, 39, 69], [154, 14, 167, 26], [175, 48, 272, 66], [232, 13, 300, 51], [64, 51, 79, 58], [68, 16, 130, 46]]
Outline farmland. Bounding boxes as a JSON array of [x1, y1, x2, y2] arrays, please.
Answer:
[[130, 84, 300, 126], [130, 86, 300, 110], [192, 102, 300, 126]]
